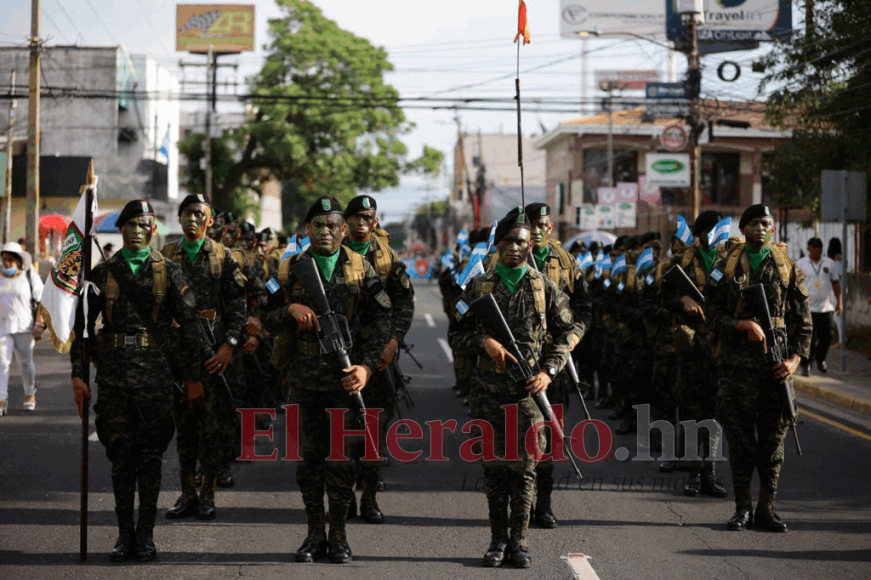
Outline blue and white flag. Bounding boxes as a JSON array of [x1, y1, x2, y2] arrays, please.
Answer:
[[487, 220, 497, 250], [440, 250, 456, 270], [577, 251, 593, 270], [611, 254, 627, 276], [594, 253, 605, 279], [300, 237, 311, 252], [455, 242, 489, 289], [707, 217, 731, 250], [158, 128, 171, 165], [635, 247, 654, 273], [602, 255, 612, 272], [457, 229, 469, 247], [280, 234, 298, 260], [676, 215, 694, 245]]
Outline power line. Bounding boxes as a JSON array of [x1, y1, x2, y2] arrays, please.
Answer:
[[133, 0, 172, 57], [82, 0, 124, 47], [53, 0, 85, 43], [40, 8, 71, 45]]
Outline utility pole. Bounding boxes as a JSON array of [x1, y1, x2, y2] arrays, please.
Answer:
[[204, 45, 213, 201], [26, 0, 40, 256], [680, 0, 704, 220], [2, 70, 16, 244], [606, 87, 614, 186]]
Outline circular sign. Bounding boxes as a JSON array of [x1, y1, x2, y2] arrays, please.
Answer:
[[660, 124, 688, 151], [414, 259, 431, 276], [717, 61, 741, 83]]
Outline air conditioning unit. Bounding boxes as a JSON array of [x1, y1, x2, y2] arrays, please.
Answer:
[[675, 0, 704, 14]]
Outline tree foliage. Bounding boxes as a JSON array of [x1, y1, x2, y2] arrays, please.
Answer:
[[756, 0, 871, 212]]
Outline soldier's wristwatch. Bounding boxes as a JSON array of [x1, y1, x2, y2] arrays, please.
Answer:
[[227, 337, 239, 348], [543, 365, 558, 380]]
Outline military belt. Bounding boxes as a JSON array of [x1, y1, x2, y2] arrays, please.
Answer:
[[295, 339, 322, 357], [476, 355, 537, 374], [198, 308, 221, 321], [98, 333, 156, 349]]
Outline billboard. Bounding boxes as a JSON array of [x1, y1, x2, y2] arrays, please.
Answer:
[[176, 4, 255, 53], [667, 0, 791, 44], [560, 0, 666, 39], [646, 153, 691, 188], [594, 70, 661, 91]]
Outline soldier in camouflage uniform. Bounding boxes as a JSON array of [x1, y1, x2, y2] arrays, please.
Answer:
[[576, 241, 602, 395], [512, 203, 590, 529], [264, 195, 392, 564], [342, 195, 415, 524], [596, 237, 627, 411], [449, 211, 581, 568], [70, 201, 203, 562], [705, 204, 812, 532], [161, 195, 247, 521]]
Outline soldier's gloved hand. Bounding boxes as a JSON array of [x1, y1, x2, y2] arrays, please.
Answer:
[[483, 337, 518, 373], [242, 335, 260, 355], [206, 343, 234, 376], [184, 381, 204, 410], [245, 316, 262, 337], [526, 372, 551, 396], [71, 377, 91, 419], [680, 296, 706, 322], [288, 303, 321, 332], [736, 319, 766, 353], [376, 338, 399, 371], [342, 365, 372, 395], [772, 355, 801, 383]]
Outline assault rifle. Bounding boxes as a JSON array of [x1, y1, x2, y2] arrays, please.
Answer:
[[565, 356, 592, 421], [664, 264, 705, 305], [197, 319, 245, 407], [741, 283, 802, 456], [382, 361, 415, 420], [469, 293, 584, 479], [399, 341, 423, 369]]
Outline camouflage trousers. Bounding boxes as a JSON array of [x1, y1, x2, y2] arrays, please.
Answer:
[[352, 369, 396, 502], [576, 327, 599, 388], [717, 366, 790, 507], [614, 338, 653, 411], [290, 388, 357, 515], [676, 352, 722, 477], [650, 350, 678, 418], [94, 385, 175, 514], [174, 372, 232, 481]]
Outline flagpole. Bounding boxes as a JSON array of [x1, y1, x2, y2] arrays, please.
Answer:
[[79, 160, 95, 562], [515, 44, 525, 209]]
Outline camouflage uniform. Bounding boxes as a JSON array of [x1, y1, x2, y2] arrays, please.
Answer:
[[263, 248, 392, 548], [610, 264, 653, 421], [705, 244, 812, 514], [161, 237, 247, 507], [448, 267, 580, 553], [71, 250, 201, 550]]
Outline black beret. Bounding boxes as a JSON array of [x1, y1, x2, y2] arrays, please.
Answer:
[[221, 211, 238, 224], [239, 222, 256, 234], [614, 235, 629, 249], [178, 193, 213, 216], [588, 241, 602, 254], [116, 200, 154, 227], [344, 195, 377, 217], [494, 208, 531, 244], [739, 204, 773, 229], [602, 244, 613, 254], [626, 235, 642, 250], [305, 195, 344, 224], [469, 228, 489, 245], [259, 227, 276, 242], [640, 231, 661, 245], [524, 203, 550, 221], [692, 210, 724, 237]]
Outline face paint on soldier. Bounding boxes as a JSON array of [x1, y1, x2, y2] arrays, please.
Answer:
[[529, 217, 552, 250], [741, 217, 775, 249], [207, 215, 226, 242], [626, 247, 641, 263], [497, 227, 532, 268], [179, 203, 213, 242], [307, 214, 347, 256], [242, 232, 257, 251], [120, 217, 156, 251], [347, 210, 378, 242], [222, 222, 239, 247]]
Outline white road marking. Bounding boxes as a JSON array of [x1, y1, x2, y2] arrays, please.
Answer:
[[565, 553, 600, 580], [424, 313, 436, 328], [437, 338, 454, 363], [88, 431, 99, 442]]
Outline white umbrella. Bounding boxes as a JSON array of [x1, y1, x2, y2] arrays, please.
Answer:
[[563, 231, 618, 249]]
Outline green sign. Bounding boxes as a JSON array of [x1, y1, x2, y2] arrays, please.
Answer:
[[651, 159, 685, 174]]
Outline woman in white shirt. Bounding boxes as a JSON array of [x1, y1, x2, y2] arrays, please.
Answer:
[[0, 242, 45, 415]]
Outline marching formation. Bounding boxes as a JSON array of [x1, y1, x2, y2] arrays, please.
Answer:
[[67, 193, 811, 567]]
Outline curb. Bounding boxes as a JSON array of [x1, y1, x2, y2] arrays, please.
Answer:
[[793, 376, 871, 417]]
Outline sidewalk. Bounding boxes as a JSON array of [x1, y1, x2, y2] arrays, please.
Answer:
[[793, 347, 871, 417]]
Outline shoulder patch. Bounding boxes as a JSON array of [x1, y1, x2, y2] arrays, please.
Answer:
[[266, 277, 280, 294], [617, 282, 625, 292], [710, 269, 724, 283], [233, 268, 247, 287], [603, 279, 611, 289], [400, 273, 411, 289], [375, 290, 392, 309], [456, 300, 470, 316], [645, 273, 655, 286]]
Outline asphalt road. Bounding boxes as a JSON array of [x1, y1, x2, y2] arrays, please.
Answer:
[[1, 281, 870, 579]]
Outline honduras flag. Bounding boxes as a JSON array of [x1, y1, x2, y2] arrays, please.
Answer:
[[635, 247, 654, 273], [457, 229, 469, 247], [577, 251, 593, 270], [456, 242, 489, 289], [300, 237, 311, 252], [158, 128, 171, 165], [440, 250, 456, 270], [280, 234, 299, 260], [596, 255, 612, 279], [676, 215, 694, 245], [487, 220, 497, 251], [707, 217, 731, 250], [611, 254, 627, 276], [594, 253, 605, 279]]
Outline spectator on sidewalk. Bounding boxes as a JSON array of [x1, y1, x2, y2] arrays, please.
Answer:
[[0, 242, 45, 415], [798, 238, 842, 375]]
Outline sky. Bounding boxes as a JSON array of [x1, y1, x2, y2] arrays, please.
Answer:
[[0, 0, 779, 224]]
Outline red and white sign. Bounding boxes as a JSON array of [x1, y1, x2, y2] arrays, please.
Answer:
[[595, 69, 661, 91], [617, 182, 638, 203], [660, 124, 688, 150], [638, 175, 661, 206], [597, 187, 617, 205]]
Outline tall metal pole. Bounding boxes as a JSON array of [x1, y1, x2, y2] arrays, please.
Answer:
[[204, 45, 213, 200], [840, 170, 848, 372], [2, 70, 15, 244], [688, 16, 701, 220], [606, 87, 614, 186], [79, 160, 96, 562], [26, 0, 40, 256]]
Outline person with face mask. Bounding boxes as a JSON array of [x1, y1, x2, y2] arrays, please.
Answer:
[[0, 242, 44, 415], [161, 194, 247, 523], [263, 195, 392, 564], [705, 204, 812, 532], [68, 200, 204, 562], [448, 209, 581, 569]]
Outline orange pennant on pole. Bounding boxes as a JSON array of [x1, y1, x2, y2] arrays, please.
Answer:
[[514, 0, 531, 45]]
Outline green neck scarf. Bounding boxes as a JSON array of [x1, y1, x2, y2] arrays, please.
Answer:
[[697, 246, 718, 272], [310, 248, 341, 282], [181, 237, 206, 264], [119, 247, 151, 277], [533, 245, 550, 270], [495, 263, 528, 295], [745, 245, 771, 271], [348, 239, 371, 256]]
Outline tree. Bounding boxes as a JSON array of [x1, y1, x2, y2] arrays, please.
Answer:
[[756, 0, 871, 213], [180, 0, 443, 224]]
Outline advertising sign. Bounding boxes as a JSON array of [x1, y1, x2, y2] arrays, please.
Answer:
[[660, 124, 688, 150], [595, 70, 661, 91], [576, 205, 599, 230], [176, 4, 255, 53], [645, 153, 691, 187], [666, 0, 792, 43], [560, 0, 666, 39], [597, 187, 617, 205], [645, 82, 686, 99], [638, 175, 661, 206], [596, 205, 615, 229], [616, 202, 637, 228]]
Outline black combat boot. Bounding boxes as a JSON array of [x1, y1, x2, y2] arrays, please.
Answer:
[[328, 501, 353, 564], [684, 473, 701, 497], [755, 487, 788, 532], [726, 487, 753, 531], [482, 496, 509, 567], [165, 471, 199, 520], [359, 472, 384, 524], [701, 464, 728, 498], [110, 506, 136, 562], [198, 475, 217, 520], [194, 465, 203, 487], [295, 503, 328, 562], [533, 467, 557, 529], [217, 465, 234, 488], [507, 511, 531, 568], [135, 508, 158, 562]]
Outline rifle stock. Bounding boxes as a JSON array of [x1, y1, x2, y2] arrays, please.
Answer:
[[665, 264, 705, 305]]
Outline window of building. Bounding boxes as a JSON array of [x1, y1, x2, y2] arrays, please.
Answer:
[[700, 152, 740, 206], [582, 149, 639, 203], [557, 182, 566, 215]]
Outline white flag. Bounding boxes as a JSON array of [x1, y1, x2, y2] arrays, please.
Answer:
[[39, 182, 98, 353]]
